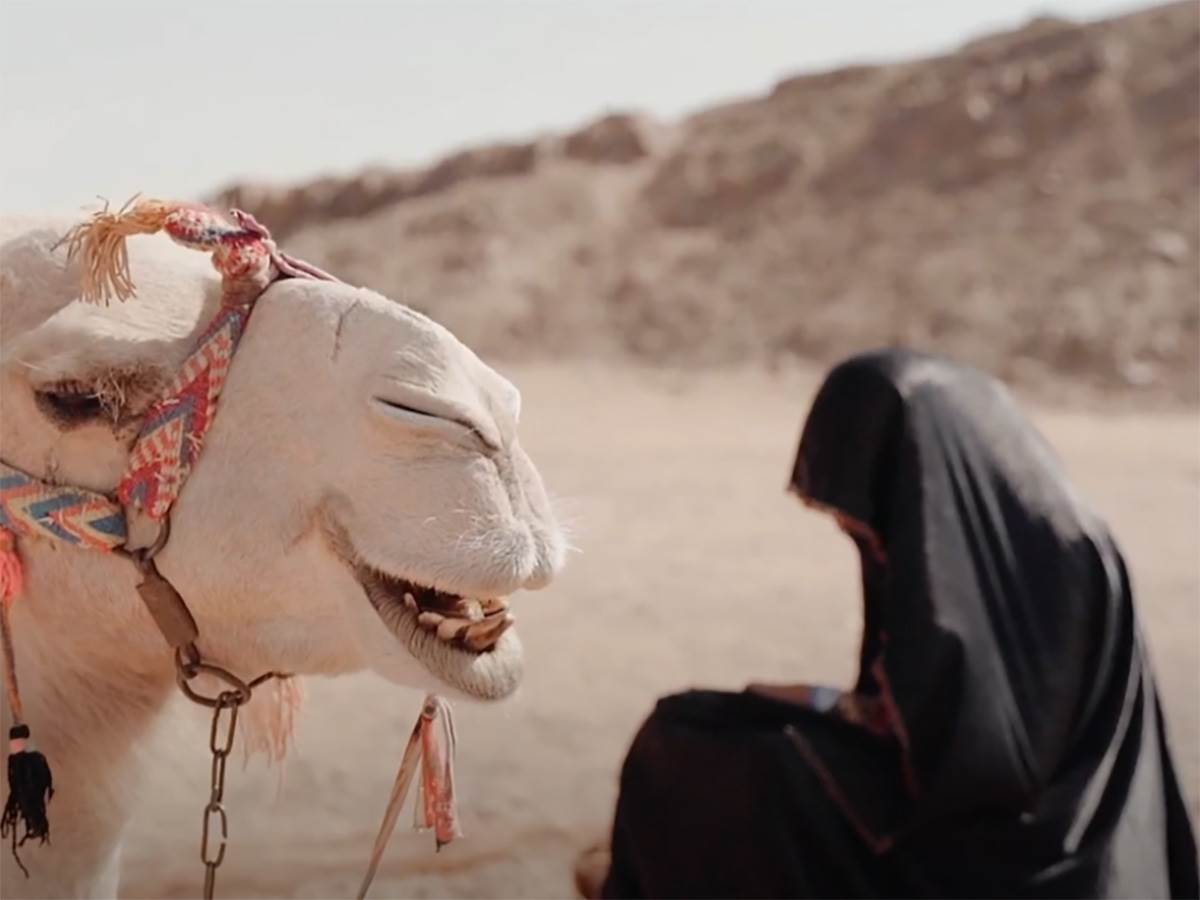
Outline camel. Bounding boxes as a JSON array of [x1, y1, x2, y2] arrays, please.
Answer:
[[0, 214, 565, 898]]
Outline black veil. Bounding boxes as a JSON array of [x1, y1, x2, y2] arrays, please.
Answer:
[[787, 350, 1197, 896]]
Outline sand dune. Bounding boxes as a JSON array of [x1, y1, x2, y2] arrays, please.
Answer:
[[217, 2, 1199, 406]]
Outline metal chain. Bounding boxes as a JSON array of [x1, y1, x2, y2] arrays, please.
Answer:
[[201, 691, 240, 900], [170, 642, 286, 900]]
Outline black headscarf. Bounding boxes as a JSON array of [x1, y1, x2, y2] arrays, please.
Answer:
[[602, 350, 1197, 898]]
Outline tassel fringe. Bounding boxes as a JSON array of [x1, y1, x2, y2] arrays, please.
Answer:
[[2, 725, 53, 878], [0, 530, 22, 607], [60, 197, 175, 305], [0, 569, 53, 879], [240, 676, 304, 768]]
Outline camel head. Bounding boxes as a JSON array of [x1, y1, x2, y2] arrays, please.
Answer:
[[0, 217, 565, 702]]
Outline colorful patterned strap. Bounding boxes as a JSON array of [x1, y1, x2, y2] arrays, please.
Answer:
[[0, 462, 126, 551], [0, 199, 337, 574], [117, 301, 254, 519], [64, 200, 338, 522]]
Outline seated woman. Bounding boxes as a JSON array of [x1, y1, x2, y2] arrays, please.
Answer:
[[581, 350, 1198, 899]]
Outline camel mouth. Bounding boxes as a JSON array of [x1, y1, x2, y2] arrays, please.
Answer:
[[360, 566, 515, 651], [355, 564, 524, 701], [319, 513, 524, 700]]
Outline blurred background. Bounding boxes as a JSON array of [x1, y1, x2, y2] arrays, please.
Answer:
[[3, 1, 1197, 897]]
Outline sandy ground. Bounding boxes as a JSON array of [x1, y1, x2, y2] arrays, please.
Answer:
[[120, 364, 1199, 899]]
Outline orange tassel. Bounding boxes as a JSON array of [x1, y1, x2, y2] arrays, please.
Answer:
[[0, 530, 22, 607], [60, 197, 176, 304]]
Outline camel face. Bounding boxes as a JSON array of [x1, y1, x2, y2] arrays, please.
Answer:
[[0, 221, 565, 701]]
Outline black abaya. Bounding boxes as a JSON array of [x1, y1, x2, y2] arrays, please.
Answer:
[[602, 350, 1198, 899]]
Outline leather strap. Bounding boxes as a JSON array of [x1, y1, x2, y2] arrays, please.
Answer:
[[134, 559, 199, 651]]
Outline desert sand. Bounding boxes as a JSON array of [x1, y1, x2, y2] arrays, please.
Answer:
[[119, 364, 1199, 899]]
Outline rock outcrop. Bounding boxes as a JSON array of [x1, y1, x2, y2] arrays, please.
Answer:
[[214, 1, 1198, 404]]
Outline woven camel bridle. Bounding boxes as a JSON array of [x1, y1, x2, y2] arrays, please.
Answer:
[[0, 200, 458, 899]]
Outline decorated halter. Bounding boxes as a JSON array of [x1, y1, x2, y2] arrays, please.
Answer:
[[0, 200, 458, 895]]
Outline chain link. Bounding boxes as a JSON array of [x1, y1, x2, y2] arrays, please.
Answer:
[[200, 690, 241, 899], [170, 642, 287, 900]]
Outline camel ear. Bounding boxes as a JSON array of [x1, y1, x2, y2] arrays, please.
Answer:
[[0, 227, 83, 346]]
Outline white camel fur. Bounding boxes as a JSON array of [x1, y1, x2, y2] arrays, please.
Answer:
[[0, 216, 565, 898]]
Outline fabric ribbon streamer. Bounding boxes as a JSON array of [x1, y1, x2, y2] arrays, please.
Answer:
[[357, 695, 461, 899], [414, 694, 461, 848]]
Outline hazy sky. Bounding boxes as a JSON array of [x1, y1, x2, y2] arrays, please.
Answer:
[[2, 0, 1146, 214]]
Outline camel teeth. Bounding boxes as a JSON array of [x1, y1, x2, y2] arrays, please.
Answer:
[[462, 599, 484, 622], [417, 611, 444, 631], [403, 592, 418, 611], [481, 597, 509, 616], [437, 616, 473, 643], [462, 613, 515, 652]]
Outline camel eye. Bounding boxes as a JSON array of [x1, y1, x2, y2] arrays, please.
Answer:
[[371, 396, 496, 451], [376, 398, 438, 420], [35, 381, 106, 425]]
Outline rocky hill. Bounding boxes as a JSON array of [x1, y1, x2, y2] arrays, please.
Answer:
[[215, 1, 1199, 404]]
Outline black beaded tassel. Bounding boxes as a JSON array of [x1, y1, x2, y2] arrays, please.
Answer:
[[2, 724, 53, 876], [1, 592, 53, 878]]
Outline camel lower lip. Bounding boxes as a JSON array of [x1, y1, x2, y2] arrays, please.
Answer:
[[357, 567, 523, 700]]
